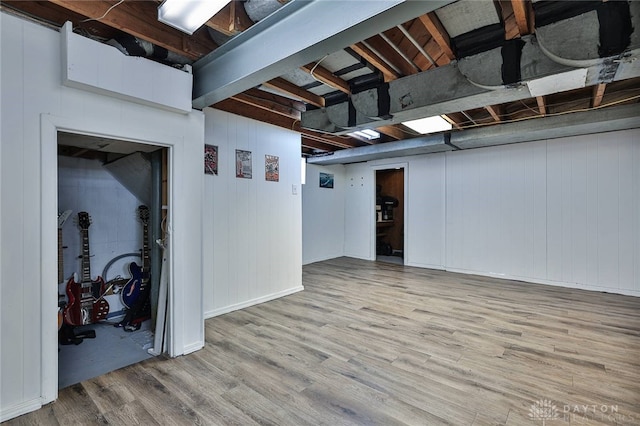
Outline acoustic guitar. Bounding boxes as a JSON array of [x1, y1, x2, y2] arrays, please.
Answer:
[[63, 212, 109, 326]]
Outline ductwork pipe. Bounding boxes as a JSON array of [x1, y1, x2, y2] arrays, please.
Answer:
[[107, 34, 192, 65], [244, 0, 290, 22]]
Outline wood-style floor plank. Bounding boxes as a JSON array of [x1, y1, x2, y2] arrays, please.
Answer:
[[5, 257, 640, 425]]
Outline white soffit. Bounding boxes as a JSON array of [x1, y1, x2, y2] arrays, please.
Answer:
[[527, 68, 588, 97], [435, 0, 500, 38]]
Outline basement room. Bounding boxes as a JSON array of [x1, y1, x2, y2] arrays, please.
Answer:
[[2, 0, 639, 424]]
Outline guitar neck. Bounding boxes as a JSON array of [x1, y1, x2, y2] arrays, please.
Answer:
[[80, 228, 93, 290], [58, 228, 64, 283], [142, 223, 150, 278]]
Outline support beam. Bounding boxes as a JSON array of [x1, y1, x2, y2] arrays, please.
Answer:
[[417, 12, 455, 61], [350, 43, 400, 82], [536, 96, 547, 116], [262, 78, 325, 108], [592, 83, 607, 108], [192, 0, 456, 108], [300, 63, 351, 94], [442, 114, 463, 130], [510, 0, 533, 36], [231, 89, 304, 120], [485, 105, 503, 122], [206, 1, 253, 36], [376, 125, 410, 140]]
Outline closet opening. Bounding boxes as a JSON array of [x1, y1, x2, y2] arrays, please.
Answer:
[[375, 168, 405, 265], [56, 131, 168, 389]]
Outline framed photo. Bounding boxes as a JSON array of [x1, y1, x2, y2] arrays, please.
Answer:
[[204, 144, 218, 175], [235, 149, 252, 179], [319, 172, 334, 188], [265, 155, 279, 182]]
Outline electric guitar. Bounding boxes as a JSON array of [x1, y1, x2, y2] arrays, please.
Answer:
[[63, 212, 109, 326], [121, 206, 150, 309], [58, 210, 72, 330]]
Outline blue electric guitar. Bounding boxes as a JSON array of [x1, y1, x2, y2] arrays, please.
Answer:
[[121, 206, 150, 309]]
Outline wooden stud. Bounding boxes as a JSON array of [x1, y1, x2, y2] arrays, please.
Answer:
[[417, 13, 455, 61]]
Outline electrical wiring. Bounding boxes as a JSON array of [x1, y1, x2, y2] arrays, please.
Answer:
[[79, 0, 125, 24], [309, 54, 330, 86]]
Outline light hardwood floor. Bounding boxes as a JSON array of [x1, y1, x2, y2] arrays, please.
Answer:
[[6, 257, 640, 425]]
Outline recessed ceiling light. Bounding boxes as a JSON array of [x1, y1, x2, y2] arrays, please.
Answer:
[[349, 129, 381, 140], [158, 0, 228, 35], [403, 116, 452, 134]]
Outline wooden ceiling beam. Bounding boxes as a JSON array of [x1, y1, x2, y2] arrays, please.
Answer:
[[300, 63, 351, 94], [536, 96, 546, 115], [417, 12, 455, 61], [205, 1, 253, 36], [262, 78, 325, 108], [592, 83, 607, 108], [510, 0, 534, 36], [376, 125, 410, 140], [301, 137, 339, 152], [47, 0, 217, 60], [350, 42, 400, 82], [230, 90, 302, 120], [442, 114, 463, 130], [485, 105, 503, 122]]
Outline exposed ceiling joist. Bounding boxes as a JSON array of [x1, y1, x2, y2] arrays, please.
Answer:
[[205, 1, 253, 36], [300, 63, 351, 94], [350, 42, 400, 82], [231, 88, 304, 120], [592, 83, 607, 108], [377, 125, 411, 140], [510, 0, 533, 36], [262, 78, 325, 108], [536, 96, 547, 116], [485, 105, 503, 122], [417, 12, 455, 61]]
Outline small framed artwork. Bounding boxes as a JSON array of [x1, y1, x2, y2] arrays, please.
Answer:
[[236, 149, 252, 179], [204, 144, 218, 175], [265, 155, 279, 182], [319, 172, 334, 188]]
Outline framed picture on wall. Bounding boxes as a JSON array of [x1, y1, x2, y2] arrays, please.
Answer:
[[204, 144, 218, 175], [236, 149, 252, 179], [319, 172, 334, 188], [265, 155, 279, 182]]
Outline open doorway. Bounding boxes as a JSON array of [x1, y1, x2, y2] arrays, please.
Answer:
[[375, 168, 405, 265], [56, 131, 167, 389]]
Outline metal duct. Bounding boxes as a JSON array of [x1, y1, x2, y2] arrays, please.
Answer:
[[102, 152, 152, 207], [301, 7, 640, 134], [106, 34, 192, 65], [244, 0, 289, 22]]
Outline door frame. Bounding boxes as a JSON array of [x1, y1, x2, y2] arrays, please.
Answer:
[[40, 114, 180, 405], [370, 162, 408, 264]]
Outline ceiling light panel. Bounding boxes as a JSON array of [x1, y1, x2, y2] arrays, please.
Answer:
[[403, 116, 452, 134], [158, 0, 228, 35]]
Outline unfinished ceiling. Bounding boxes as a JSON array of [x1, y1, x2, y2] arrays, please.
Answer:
[[3, 0, 640, 157]]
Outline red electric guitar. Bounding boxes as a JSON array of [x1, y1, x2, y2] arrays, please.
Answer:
[[63, 212, 109, 326]]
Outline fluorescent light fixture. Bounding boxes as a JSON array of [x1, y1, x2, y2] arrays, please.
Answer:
[[158, 0, 228, 35], [349, 129, 380, 140], [402, 115, 452, 134]]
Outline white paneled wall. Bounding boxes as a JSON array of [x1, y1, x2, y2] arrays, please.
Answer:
[[202, 109, 303, 318], [1, 12, 204, 421], [312, 129, 640, 297], [302, 164, 346, 264]]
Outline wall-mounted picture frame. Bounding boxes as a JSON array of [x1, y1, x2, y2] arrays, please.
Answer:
[[236, 149, 252, 179], [204, 144, 218, 175], [319, 172, 334, 188], [265, 155, 279, 182]]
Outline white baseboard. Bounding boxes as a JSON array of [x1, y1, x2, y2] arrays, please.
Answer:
[[1, 398, 42, 423], [445, 267, 640, 297], [205, 285, 304, 319], [182, 340, 205, 355]]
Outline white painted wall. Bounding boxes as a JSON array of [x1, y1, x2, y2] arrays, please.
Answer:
[[302, 163, 346, 264], [202, 109, 303, 318], [307, 129, 640, 297], [1, 13, 204, 421]]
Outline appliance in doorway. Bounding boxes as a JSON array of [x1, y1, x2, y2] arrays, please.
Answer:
[[375, 168, 404, 264]]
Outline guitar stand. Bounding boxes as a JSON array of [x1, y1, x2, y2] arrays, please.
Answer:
[[59, 323, 96, 345]]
